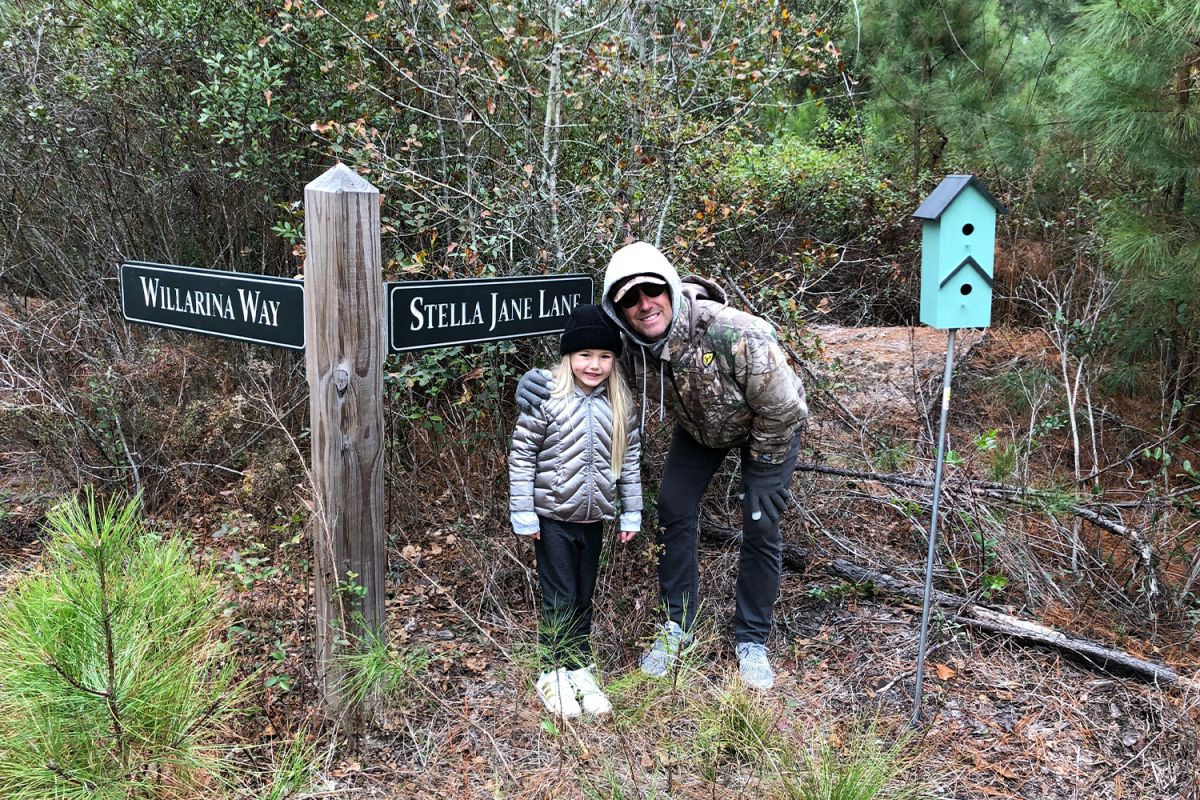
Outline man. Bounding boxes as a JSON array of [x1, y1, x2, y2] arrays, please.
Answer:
[[517, 241, 807, 689]]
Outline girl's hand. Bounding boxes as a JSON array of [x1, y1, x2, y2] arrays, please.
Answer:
[[619, 530, 637, 543]]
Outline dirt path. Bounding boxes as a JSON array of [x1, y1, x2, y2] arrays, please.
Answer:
[[811, 324, 984, 427]]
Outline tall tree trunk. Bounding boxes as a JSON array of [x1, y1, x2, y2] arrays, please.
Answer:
[[539, 1, 563, 269], [913, 53, 930, 180], [1173, 60, 1190, 212]]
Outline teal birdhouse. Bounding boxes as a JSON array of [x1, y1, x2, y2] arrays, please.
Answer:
[[914, 175, 1007, 330]]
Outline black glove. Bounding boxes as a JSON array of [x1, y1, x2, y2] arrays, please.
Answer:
[[515, 368, 553, 414], [742, 459, 792, 525]]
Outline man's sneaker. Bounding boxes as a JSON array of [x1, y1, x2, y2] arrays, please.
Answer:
[[536, 668, 582, 717], [567, 665, 612, 715], [735, 642, 775, 690], [640, 621, 690, 678]]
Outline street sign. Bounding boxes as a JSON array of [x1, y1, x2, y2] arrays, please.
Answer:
[[387, 274, 593, 352], [120, 260, 305, 350]]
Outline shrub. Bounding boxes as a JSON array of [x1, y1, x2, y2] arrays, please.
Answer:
[[0, 491, 242, 799], [693, 685, 790, 779], [679, 133, 914, 324]]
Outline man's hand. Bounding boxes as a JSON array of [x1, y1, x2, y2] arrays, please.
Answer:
[[742, 460, 792, 525], [516, 368, 553, 413], [619, 530, 637, 543]]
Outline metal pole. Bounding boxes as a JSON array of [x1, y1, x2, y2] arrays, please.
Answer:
[[911, 327, 956, 726]]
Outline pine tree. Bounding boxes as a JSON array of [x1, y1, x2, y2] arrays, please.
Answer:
[[0, 492, 242, 798], [852, 0, 996, 179], [1062, 1, 1200, 405], [850, 0, 1061, 182]]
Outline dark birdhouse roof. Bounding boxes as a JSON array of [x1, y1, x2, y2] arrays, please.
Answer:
[[913, 174, 1008, 220]]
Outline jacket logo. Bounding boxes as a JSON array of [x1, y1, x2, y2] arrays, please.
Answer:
[[703, 352, 714, 366]]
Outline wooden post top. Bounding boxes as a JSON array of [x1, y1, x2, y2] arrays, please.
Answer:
[[305, 163, 379, 195]]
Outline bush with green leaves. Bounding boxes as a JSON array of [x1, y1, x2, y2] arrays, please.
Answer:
[[0, 491, 242, 799], [684, 131, 914, 323]]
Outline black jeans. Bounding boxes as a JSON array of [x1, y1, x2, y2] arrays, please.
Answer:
[[655, 425, 802, 644], [534, 518, 604, 670]]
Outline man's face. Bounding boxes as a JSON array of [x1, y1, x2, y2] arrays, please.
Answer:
[[617, 282, 673, 341]]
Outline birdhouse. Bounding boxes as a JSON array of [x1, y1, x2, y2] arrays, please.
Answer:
[[914, 175, 1007, 330]]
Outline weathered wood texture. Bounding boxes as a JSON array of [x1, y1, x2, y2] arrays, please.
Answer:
[[304, 164, 386, 725]]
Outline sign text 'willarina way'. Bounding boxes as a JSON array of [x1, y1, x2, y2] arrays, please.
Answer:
[[387, 274, 593, 352], [120, 261, 305, 350]]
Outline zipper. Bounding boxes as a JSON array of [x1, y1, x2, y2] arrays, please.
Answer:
[[584, 393, 595, 519]]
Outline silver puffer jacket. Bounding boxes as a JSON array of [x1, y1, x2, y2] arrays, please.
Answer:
[[508, 383, 642, 534]]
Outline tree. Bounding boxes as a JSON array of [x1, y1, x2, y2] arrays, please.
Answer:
[[850, 0, 1061, 185], [1062, 1, 1200, 412]]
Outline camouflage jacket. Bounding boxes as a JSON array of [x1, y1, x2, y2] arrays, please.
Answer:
[[620, 277, 808, 463]]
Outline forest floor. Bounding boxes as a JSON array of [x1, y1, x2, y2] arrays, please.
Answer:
[[2, 325, 1199, 799]]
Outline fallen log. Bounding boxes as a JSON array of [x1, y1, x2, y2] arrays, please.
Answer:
[[701, 520, 1196, 691]]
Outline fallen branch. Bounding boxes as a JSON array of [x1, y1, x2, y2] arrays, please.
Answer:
[[701, 520, 1194, 690], [824, 558, 1189, 689]]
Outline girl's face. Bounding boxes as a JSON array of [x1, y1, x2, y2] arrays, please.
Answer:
[[569, 350, 615, 392]]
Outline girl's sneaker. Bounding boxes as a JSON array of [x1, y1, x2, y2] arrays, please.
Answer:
[[536, 668, 582, 717], [566, 666, 612, 716]]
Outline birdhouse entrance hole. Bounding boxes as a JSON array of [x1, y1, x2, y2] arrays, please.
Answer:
[[960, 283, 973, 295], [962, 223, 975, 235]]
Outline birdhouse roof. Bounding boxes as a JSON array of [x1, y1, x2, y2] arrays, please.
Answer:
[[913, 175, 1008, 221]]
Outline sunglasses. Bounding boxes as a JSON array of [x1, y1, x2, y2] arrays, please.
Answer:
[[617, 282, 667, 309]]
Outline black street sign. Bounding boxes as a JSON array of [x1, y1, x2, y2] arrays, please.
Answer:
[[387, 274, 593, 352], [120, 261, 305, 350]]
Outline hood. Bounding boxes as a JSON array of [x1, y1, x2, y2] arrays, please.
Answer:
[[678, 274, 726, 306], [600, 241, 685, 351]]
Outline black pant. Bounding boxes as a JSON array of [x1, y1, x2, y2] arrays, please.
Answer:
[[534, 518, 603, 670], [655, 425, 802, 644]]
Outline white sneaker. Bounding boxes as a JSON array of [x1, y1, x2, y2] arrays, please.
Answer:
[[567, 665, 612, 716], [735, 642, 775, 690], [536, 668, 581, 717]]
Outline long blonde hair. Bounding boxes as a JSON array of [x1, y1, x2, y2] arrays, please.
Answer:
[[551, 354, 634, 477]]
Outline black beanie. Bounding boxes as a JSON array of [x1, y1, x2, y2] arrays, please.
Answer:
[[560, 303, 623, 356]]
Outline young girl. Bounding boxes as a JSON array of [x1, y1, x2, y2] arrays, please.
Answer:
[[509, 303, 641, 717]]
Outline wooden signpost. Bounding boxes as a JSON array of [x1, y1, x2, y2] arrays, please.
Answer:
[[118, 163, 590, 729], [303, 165, 387, 730]]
